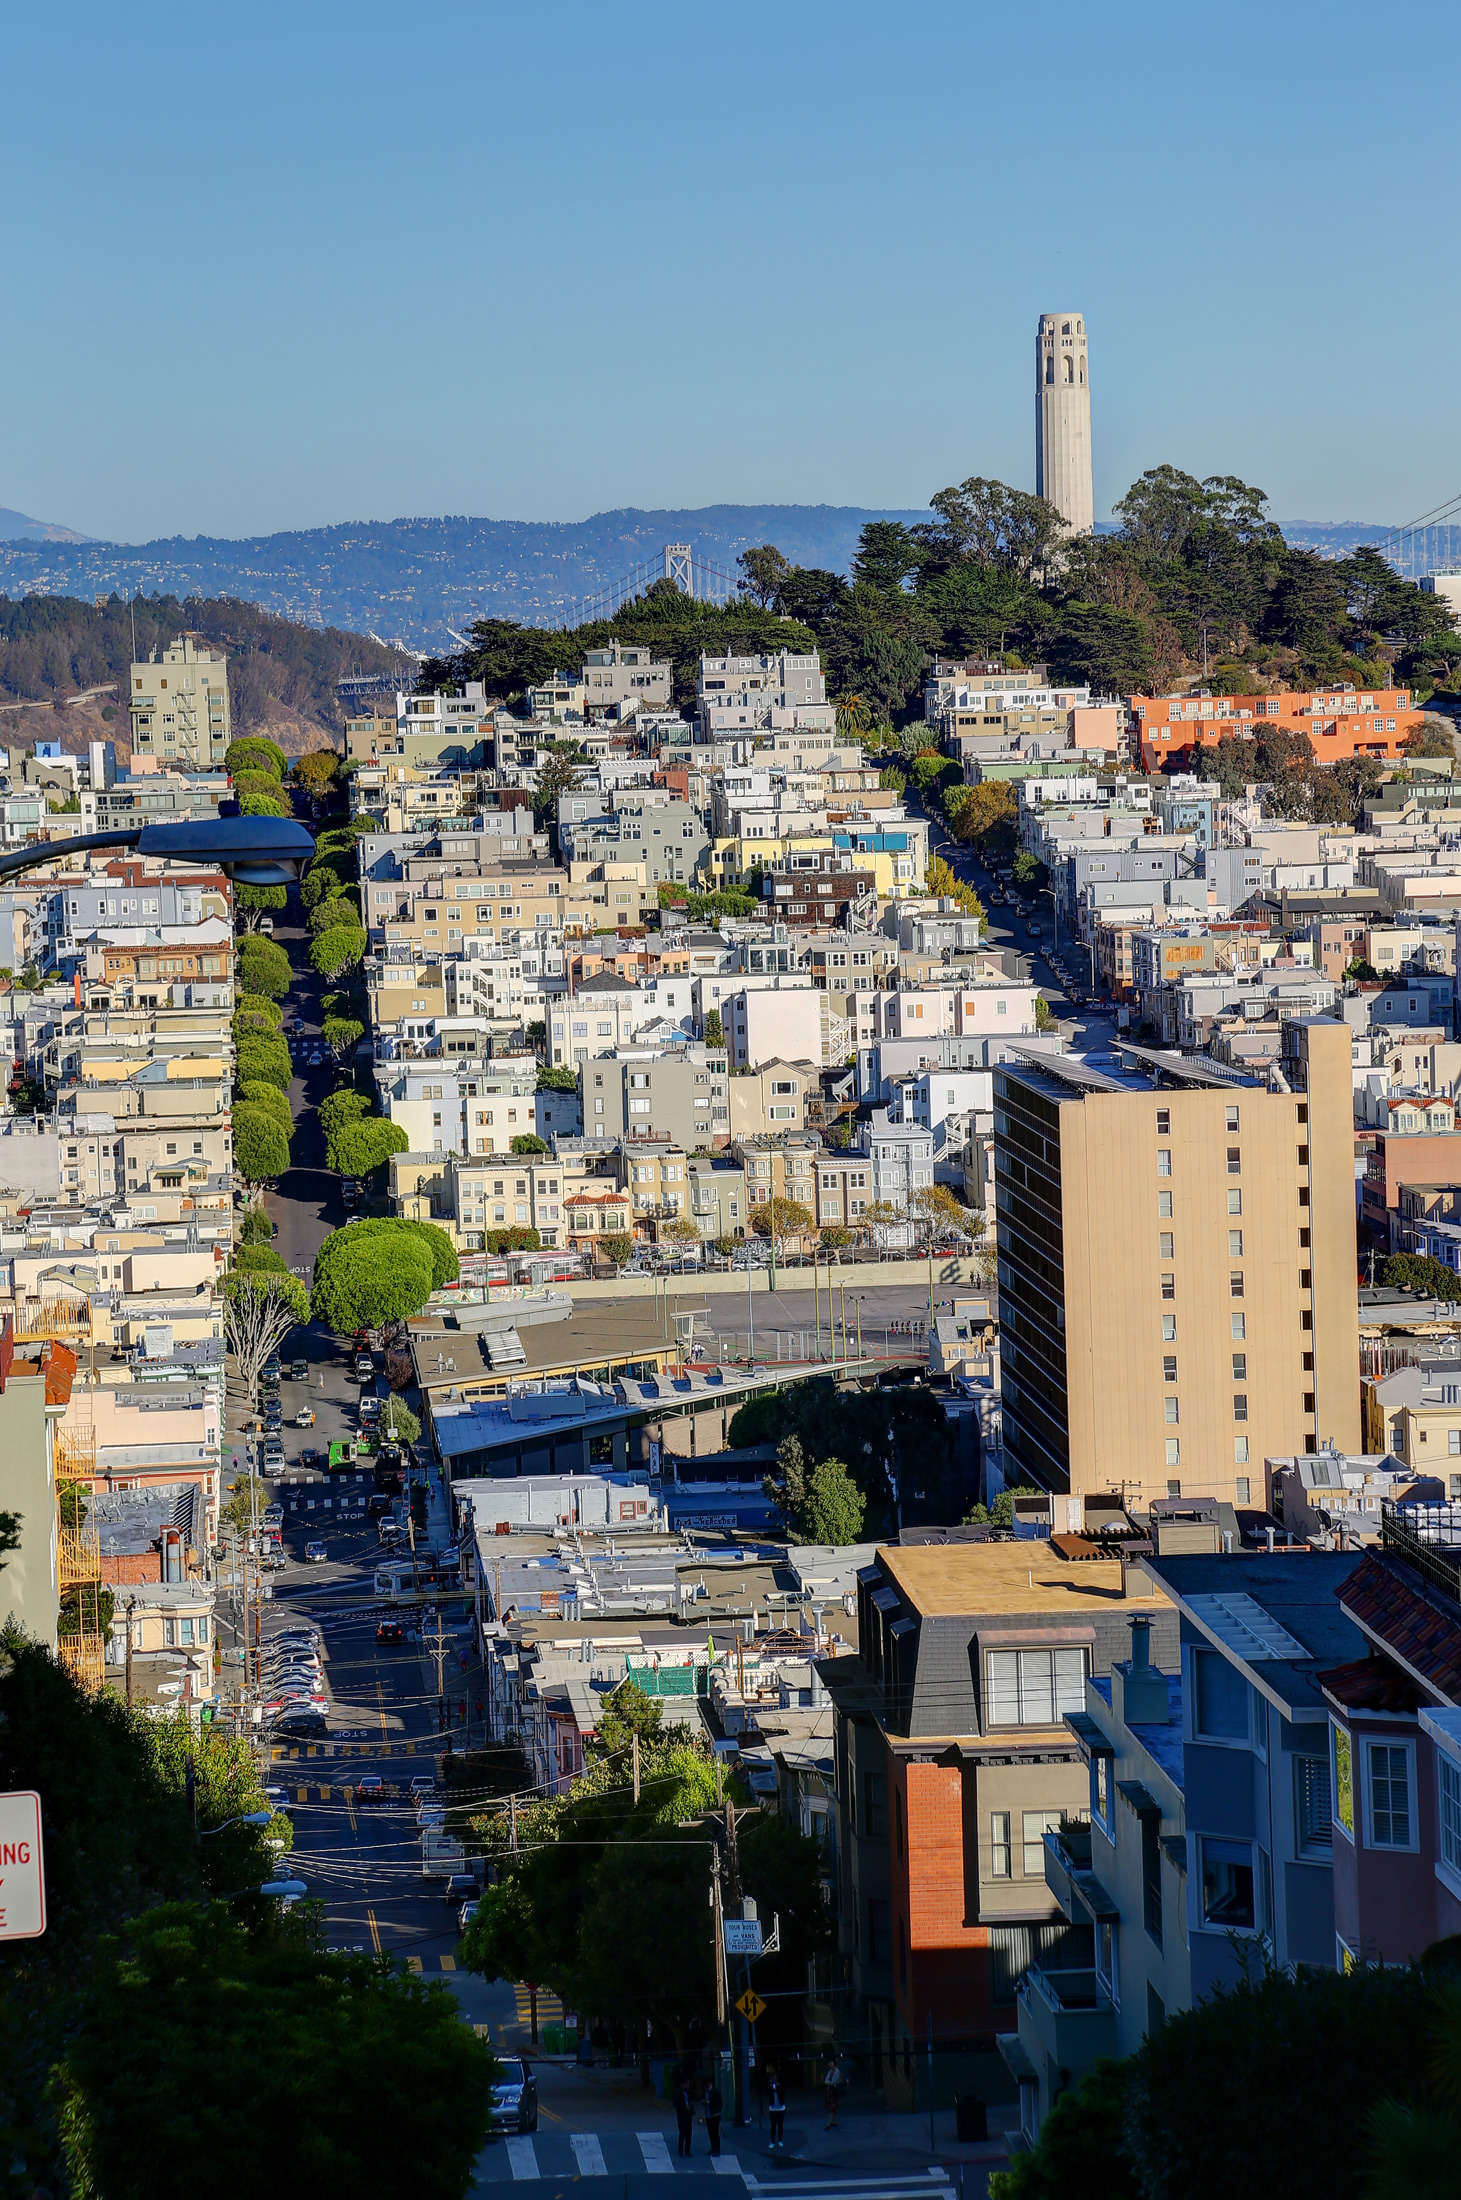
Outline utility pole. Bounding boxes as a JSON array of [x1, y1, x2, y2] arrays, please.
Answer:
[[428, 1604, 448, 1735], [631, 1729, 641, 1805], [125, 1594, 136, 1706], [509, 1790, 518, 1852], [725, 1801, 748, 2128]]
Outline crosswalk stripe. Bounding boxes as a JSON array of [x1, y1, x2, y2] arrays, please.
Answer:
[[295, 1786, 308, 1802], [638, 2130, 674, 2174], [406, 1955, 423, 1973], [746, 2185, 953, 2198], [571, 2134, 606, 2176], [504, 2136, 538, 2181], [439, 1953, 456, 1971], [711, 2155, 741, 2176]]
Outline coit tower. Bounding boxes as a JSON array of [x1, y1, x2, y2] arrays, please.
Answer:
[[1035, 312, 1093, 534]]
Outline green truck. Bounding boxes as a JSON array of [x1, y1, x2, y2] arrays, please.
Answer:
[[327, 1436, 378, 1473]]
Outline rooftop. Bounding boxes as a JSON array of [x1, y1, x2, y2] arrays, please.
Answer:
[[875, 1539, 1173, 1619], [1144, 1551, 1365, 1712]]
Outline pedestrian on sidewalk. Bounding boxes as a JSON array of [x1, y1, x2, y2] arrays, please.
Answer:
[[703, 2075, 723, 2157], [766, 2067, 786, 2149], [824, 2054, 842, 2130], [672, 2069, 694, 2159]]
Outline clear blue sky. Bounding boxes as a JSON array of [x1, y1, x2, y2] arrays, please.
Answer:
[[3, 0, 1455, 543]]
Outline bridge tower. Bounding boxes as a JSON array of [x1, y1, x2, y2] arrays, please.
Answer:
[[663, 543, 694, 596]]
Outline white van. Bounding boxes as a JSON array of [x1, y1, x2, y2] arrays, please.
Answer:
[[258, 917, 275, 935]]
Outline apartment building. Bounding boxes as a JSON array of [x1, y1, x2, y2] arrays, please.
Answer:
[[129, 635, 230, 769], [924, 660, 1091, 731], [611, 1141, 692, 1235], [724, 982, 824, 1072], [1133, 688, 1425, 771], [582, 1049, 729, 1147], [726, 1058, 817, 1140], [527, 642, 673, 722], [391, 1150, 572, 1249], [378, 1060, 539, 1156], [731, 1133, 821, 1221], [686, 1154, 748, 1241], [558, 793, 708, 891], [1007, 1555, 1362, 2143], [1317, 1531, 1461, 1967], [377, 863, 596, 954], [812, 1149, 875, 1230], [820, 1541, 1176, 2099], [697, 650, 836, 740], [994, 1022, 1360, 1507], [391, 683, 493, 767]]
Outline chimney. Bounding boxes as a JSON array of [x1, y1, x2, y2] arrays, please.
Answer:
[[1112, 1612, 1171, 1727]]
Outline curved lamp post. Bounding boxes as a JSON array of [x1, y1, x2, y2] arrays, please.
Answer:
[[0, 813, 316, 888]]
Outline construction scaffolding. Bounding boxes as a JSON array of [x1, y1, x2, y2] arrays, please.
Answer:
[[55, 1413, 106, 1691]]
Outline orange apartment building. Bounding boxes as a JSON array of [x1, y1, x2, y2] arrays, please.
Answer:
[[1133, 687, 1426, 772]]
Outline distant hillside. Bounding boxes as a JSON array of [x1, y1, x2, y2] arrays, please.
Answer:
[[0, 504, 928, 650], [0, 505, 91, 544], [0, 595, 414, 755]]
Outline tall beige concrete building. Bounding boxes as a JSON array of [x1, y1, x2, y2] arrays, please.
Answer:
[[993, 1020, 1360, 1507], [1035, 311, 1093, 534], [129, 634, 230, 768]]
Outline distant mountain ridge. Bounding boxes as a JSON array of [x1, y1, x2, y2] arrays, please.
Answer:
[[0, 505, 91, 544], [0, 500, 1411, 648], [0, 503, 929, 651]]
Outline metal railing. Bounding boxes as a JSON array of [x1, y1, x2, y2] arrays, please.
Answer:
[[1380, 1499, 1461, 1603]]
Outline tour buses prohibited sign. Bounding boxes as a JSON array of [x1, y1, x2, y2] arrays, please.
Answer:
[[0, 1792, 45, 1939]]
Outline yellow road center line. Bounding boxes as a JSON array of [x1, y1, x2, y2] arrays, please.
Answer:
[[367, 1909, 381, 1955]]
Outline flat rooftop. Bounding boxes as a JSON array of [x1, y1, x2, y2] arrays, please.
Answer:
[[876, 1539, 1174, 1618]]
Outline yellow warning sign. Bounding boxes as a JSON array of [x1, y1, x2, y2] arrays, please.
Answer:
[[735, 1988, 766, 2024]]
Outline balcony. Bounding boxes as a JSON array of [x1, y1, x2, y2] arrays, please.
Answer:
[[1016, 1962, 1117, 2073]]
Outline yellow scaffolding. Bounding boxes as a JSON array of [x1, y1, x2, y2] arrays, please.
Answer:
[[56, 1416, 106, 1691]]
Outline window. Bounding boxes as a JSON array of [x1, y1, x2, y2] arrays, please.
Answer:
[[990, 1812, 1011, 1877], [862, 1769, 887, 1836], [1162, 1314, 1177, 1342], [1231, 1313, 1246, 1340], [163, 1617, 176, 1647], [1232, 1353, 1248, 1381], [1023, 1810, 1062, 1875], [1367, 1742, 1413, 1848], [1164, 1397, 1179, 1424], [1332, 1725, 1355, 1839], [1235, 1440, 1250, 1467], [1440, 1753, 1461, 1875], [1228, 1229, 1244, 1256], [1163, 1355, 1178, 1383], [1228, 1190, 1243, 1216], [1235, 1473, 1250, 1501], [1161, 1272, 1175, 1300], [1226, 1105, 1240, 1132], [1227, 1146, 1241, 1175], [985, 1647, 1088, 1727], [1201, 1838, 1255, 1929], [1090, 1750, 1113, 1832], [1165, 1439, 1180, 1467], [1157, 1148, 1172, 1177], [1230, 1271, 1244, 1299], [1158, 1191, 1173, 1218], [1096, 1919, 1119, 2007], [1296, 1755, 1332, 1853], [1156, 1108, 1170, 1133], [866, 1897, 890, 1963], [1193, 1648, 1248, 1740], [1160, 1233, 1175, 1260]]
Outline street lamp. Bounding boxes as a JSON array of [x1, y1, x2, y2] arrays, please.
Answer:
[[0, 813, 315, 887]]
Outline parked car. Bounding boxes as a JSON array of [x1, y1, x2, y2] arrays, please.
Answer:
[[261, 1437, 285, 1470], [485, 2058, 538, 2134], [289, 1357, 309, 1380], [410, 1775, 437, 1798], [458, 1899, 479, 1934], [299, 1447, 321, 1468], [443, 1871, 478, 1905], [295, 1406, 315, 1427], [270, 1710, 327, 1738], [263, 1785, 294, 1818], [304, 1541, 327, 1563], [262, 1504, 284, 1530], [375, 1618, 404, 1644], [355, 1775, 385, 1804]]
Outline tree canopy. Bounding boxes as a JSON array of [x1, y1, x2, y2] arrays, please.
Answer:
[[328, 1117, 409, 1179], [233, 1109, 291, 1183], [237, 936, 292, 1000], [311, 1219, 458, 1333], [309, 925, 366, 979]]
